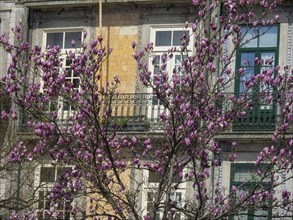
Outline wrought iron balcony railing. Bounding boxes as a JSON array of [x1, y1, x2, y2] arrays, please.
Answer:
[[19, 93, 278, 133], [19, 93, 168, 132], [232, 107, 276, 131], [232, 93, 277, 132]]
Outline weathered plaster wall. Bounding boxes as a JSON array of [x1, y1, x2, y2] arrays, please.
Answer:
[[98, 11, 139, 93]]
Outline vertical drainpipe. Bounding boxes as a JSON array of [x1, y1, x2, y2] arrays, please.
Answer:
[[99, 0, 103, 89]]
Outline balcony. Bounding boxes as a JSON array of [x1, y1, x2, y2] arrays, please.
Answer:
[[19, 93, 278, 133], [231, 92, 278, 132], [19, 93, 168, 132], [232, 109, 276, 132]]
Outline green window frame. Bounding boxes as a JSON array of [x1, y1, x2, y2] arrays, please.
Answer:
[[229, 163, 273, 220], [234, 25, 280, 131]]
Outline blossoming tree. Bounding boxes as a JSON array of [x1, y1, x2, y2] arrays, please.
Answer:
[[0, 0, 292, 219]]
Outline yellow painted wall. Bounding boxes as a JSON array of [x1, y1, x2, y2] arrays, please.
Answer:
[[85, 12, 139, 219], [86, 168, 132, 219], [98, 13, 139, 94]]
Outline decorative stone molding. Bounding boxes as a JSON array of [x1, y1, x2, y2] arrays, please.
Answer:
[[135, 11, 144, 92], [103, 6, 152, 15]]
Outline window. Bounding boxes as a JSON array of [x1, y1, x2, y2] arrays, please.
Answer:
[[142, 169, 186, 220], [43, 30, 83, 119], [154, 30, 189, 48], [37, 166, 72, 220], [230, 164, 272, 220], [236, 26, 279, 94], [148, 28, 192, 120], [46, 31, 82, 50], [234, 26, 279, 131]]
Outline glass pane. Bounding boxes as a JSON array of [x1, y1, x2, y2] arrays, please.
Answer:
[[47, 33, 63, 48], [233, 213, 248, 220], [65, 201, 71, 210], [147, 192, 154, 201], [38, 211, 44, 220], [155, 31, 172, 46], [254, 209, 268, 219], [147, 202, 154, 212], [63, 101, 69, 111], [153, 55, 161, 74], [153, 55, 161, 105], [73, 70, 79, 77], [65, 68, 72, 78], [175, 192, 182, 202], [175, 55, 183, 71], [45, 200, 50, 210], [233, 166, 254, 182], [57, 167, 70, 178], [147, 192, 154, 212], [261, 52, 275, 66], [40, 167, 56, 182], [241, 53, 255, 67], [240, 68, 254, 93], [64, 212, 70, 220], [260, 67, 274, 78], [65, 59, 72, 67], [259, 26, 278, 47], [241, 27, 258, 48], [173, 174, 183, 183], [38, 191, 44, 209], [173, 31, 188, 46], [149, 171, 159, 183], [260, 67, 273, 110], [65, 32, 82, 48], [73, 79, 79, 88]]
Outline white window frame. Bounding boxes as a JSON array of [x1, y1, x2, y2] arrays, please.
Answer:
[[147, 27, 193, 122], [148, 26, 193, 90], [141, 169, 187, 220], [149, 27, 193, 52], [34, 164, 73, 220], [42, 29, 84, 53], [41, 28, 83, 121]]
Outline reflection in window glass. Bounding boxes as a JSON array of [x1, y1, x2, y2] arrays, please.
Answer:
[[173, 31, 186, 46], [241, 53, 255, 67], [153, 55, 161, 74], [47, 33, 63, 48], [65, 32, 82, 48], [241, 26, 278, 48], [259, 26, 278, 48], [240, 68, 254, 93], [241, 27, 258, 48], [57, 167, 69, 177], [40, 167, 55, 183], [233, 166, 254, 182], [149, 171, 159, 183], [155, 31, 172, 46], [46, 31, 82, 49], [261, 52, 275, 66]]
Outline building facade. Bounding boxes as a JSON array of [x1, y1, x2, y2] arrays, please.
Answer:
[[0, 0, 293, 219]]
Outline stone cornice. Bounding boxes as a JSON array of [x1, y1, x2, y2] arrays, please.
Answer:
[[20, 0, 191, 9]]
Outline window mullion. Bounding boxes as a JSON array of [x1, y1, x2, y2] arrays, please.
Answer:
[[171, 31, 174, 47], [62, 32, 65, 50]]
